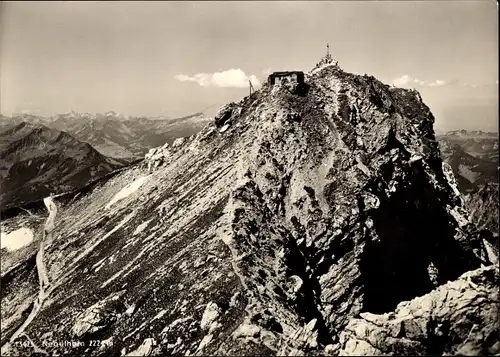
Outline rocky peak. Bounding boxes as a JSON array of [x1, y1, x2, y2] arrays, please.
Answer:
[[2, 63, 497, 356], [137, 65, 493, 352]]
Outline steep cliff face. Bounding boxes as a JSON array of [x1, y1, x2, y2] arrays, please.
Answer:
[[464, 183, 499, 265], [2, 63, 495, 356], [465, 183, 499, 235]]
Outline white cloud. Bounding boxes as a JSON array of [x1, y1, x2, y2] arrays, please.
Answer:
[[392, 75, 412, 87], [393, 75, 498, 90], [175, 68, 261, 88], [392, 75, 447, 88], [21, 109, 41, 114]]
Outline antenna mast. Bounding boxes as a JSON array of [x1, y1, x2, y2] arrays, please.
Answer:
[[249, 80, 255, 97]]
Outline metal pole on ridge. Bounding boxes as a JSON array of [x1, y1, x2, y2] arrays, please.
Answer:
[[249, 80, 254, 97]]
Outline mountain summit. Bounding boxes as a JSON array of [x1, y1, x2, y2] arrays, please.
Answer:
[[2, 62, 497, 356]]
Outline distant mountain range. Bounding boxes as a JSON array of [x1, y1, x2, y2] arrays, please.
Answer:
[[436, 130, 498, 193], [0, 122, 125, 209], [0, 111, 211, 160]]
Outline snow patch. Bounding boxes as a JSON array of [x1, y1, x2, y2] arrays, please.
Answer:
[[133, 219, 152, 236], [1, 228, 34, 251], [458, 164, 479, 184], [219, 124, 230, 133], [152, 309, 168, 321], [106, 175, 151, 209], [91, 257, 108, 272]]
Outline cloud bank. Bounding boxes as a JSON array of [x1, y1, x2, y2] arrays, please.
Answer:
[[392, 75, 496, 89], [175, 69, 261, 88], [393, 75, 447, 88], [20, 109, 41, 115]]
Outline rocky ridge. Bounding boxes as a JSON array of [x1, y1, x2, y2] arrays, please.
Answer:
[[1, 61, 498, 356]]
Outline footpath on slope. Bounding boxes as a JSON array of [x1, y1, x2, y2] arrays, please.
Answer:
[[2, 197, 58, 354]]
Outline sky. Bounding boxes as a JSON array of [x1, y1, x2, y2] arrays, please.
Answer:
[[1, 1, 498, 131]]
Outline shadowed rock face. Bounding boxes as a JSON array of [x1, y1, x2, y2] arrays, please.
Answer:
[[465, 183, 499, 235], [1, 64, 493, 356], [464, 183, 499, 265]]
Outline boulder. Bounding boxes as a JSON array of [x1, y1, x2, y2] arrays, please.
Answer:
[[200, 302, 221, 330], [125, 338, 155, 357], [172, 137, 186, 148], [71, 292, 126, 339], [214, 103, 237, 128]]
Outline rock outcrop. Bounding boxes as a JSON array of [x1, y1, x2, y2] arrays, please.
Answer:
[[2, 62, 495, 356], [214, 103, 239, 128], [465, 183, 499, 265], [144, 143, 171, 172], [465, 183, 499, 235], [71, 290, 127, 340], [338, 266, 499, 356], [144, 137, 192, 172]]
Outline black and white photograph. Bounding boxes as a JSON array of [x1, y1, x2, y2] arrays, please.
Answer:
[[0, 1, 498, 356]]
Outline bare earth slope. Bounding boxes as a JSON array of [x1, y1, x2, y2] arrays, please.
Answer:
[[1, 64, 497, 356]]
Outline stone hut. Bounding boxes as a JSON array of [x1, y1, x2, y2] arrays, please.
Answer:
[[268, 71, 305, 86]]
